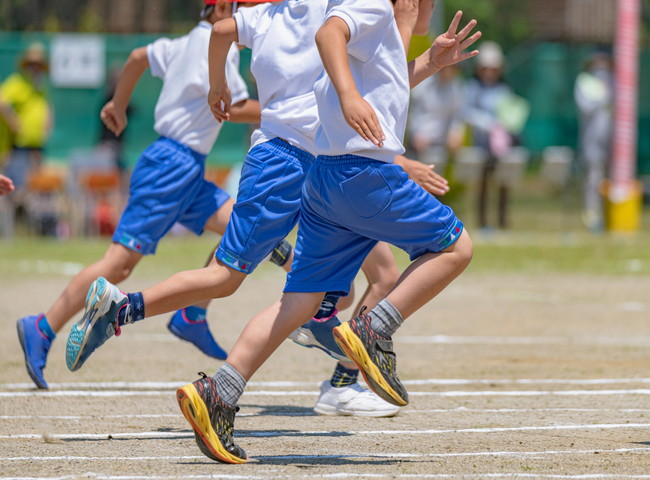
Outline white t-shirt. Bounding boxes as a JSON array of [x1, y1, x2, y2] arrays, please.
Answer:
[[147, 21, 249, 155], [314, 0, 409, 162], [234, 0, 328, 155]]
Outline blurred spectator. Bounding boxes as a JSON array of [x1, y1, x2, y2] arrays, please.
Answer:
[[574, 51, 613, 232], [408, 64, 465, 170], [463, 41, 528, 230], [0, 42, 53, 219]]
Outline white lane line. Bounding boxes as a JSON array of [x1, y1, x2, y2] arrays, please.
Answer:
[[2, 423, 650, 440], [4, 378, 650, 390], [3, 389, 650, 398], [2, 447, 650, 462], [398, 335, 650, 346], [3, 473, 650, 480], [2, 407, 650, 422]]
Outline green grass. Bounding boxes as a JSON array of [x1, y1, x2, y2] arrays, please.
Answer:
[[1, 176, 648, 278], [1, 228, 649, 280]]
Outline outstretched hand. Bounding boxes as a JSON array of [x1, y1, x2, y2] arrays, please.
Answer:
[[429, 11, 481, 70], [396, 156, 450, 196]]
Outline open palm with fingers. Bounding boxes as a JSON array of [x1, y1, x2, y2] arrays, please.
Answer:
[[430, 11, 481, 70]]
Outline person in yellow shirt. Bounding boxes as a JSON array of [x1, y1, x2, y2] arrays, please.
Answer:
[[0, 42, 52, 201]]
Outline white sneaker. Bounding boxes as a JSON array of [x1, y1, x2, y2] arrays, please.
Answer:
[[314, 381, 400, 417]]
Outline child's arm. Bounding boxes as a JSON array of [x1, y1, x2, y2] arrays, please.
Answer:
[[208, 18, 239, 123], [393, 0, 419, 54], [315, 17, 385, 147], [408, 11, 481, 88], [229, 99, 261, 124], [100, 47, 149, 136]]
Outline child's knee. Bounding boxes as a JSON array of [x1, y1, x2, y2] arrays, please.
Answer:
[[455, 230, 474, 268]]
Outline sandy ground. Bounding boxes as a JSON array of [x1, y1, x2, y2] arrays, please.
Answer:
[[1, 265, 650, 479]]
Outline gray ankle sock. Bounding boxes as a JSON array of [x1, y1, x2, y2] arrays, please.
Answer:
[[212, 363, 246, 407], [369, 299, 404, 338]]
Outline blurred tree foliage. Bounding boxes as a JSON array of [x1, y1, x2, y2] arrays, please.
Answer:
[[0, 0, 647, 44], [444, 0, 534, 48]]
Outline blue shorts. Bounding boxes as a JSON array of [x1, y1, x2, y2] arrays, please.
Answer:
[[284, 155, 464, 294], [217, 138, 314, 273], [113, 137, 230, 255]]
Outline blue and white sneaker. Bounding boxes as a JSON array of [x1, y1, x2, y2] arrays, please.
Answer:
[[16, 314, 51, 389], [288, 311, 349, 363], [66, 277, 126, 372], [168, 309, 228, 360]]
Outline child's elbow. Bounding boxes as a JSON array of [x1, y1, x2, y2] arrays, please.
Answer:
[[315, 26, 327, 49], [130, 47, 149, 67], [212, 19, 231, 39]]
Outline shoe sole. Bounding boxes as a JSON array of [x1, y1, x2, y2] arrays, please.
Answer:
[[176, 384, 247, 464], [16, 320, 48, 390], [314, 402, 399, 417], [289, 328, 349, 363], [333, 323, 408, 407], [66, 278, 108, 372]]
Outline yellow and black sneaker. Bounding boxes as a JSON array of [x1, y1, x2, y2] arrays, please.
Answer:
[[176, 373, 247, 464], [333, 310, 408, 407]]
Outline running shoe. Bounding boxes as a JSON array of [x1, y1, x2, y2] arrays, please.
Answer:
[[314, 381, 400, 417], [168, 309, 228, 360], [176, 373, 247, 464], [16, 314, 51, 389], [288, 311, 348, 362], [66, 277, 126, 372], [332, 309, 408, 407]]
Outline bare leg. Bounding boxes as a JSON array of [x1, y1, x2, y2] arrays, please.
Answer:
[[188, 199, 235, 310], [141, 260, 247, 317], [386, 229, 473, 319], [338, 242, 400, 370], [46, 243, 142, 333], [353, 242, 400, 315], [227, 292, 323, 380]]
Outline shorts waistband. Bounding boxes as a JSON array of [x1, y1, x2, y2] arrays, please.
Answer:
[[157, 136, 207, 162], [316, 154, 382, 166], [265, 138, 315, 165]]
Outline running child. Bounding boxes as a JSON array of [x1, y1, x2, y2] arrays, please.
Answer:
[[16, 0, 264, 390], [65, 0, 449, 418], [175, 0, 479, 463]]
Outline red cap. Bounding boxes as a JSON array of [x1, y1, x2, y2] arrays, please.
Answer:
[[204, 0, 217, 4]]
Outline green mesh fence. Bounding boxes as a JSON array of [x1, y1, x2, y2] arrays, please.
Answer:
[[1, 34, 648, 174]]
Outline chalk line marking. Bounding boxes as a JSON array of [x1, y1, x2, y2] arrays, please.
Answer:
[[2, 446, 650, 462], [2, 389, 650, 398], [2, 423, 650, 440], [2, 472, 650, 479], [4, 378, 650, 390], [3, 407, 650, 422], [5, 378, 650, 391]]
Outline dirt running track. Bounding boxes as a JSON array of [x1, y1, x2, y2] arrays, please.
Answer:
[[1, 266, 650, 479]]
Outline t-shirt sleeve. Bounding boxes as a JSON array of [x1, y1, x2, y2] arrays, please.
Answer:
[[233, 4, 265, 49], [325, 0, 393, 63], [225, 45, 250, 106], [146, 37, 174, 79]]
